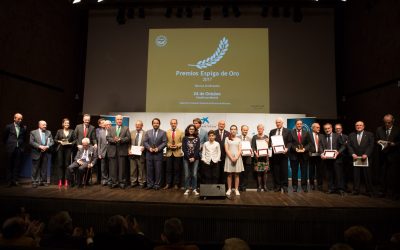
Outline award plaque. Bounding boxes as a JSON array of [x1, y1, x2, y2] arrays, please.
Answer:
[[323, 150, 336, 159], [296, 144, 305, 153], [353, 157, 369, 167]]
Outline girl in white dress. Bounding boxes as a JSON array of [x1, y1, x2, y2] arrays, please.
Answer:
[[224, 125, 244, 196]]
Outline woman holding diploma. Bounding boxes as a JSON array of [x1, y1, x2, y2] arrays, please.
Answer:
[[251, 124, 270, 192], [54, 118, 75, 187], [224, 125, 244, 196]]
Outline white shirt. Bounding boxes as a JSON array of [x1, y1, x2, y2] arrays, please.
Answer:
[[135, 130, 143, 146], [202, 141, 221, 164]]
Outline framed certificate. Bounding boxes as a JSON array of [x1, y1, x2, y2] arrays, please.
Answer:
[[256, 139, 269, 157], [273, 145, 285, 154], [130, 146, 143, 156], [323, 150, 336, 159], [353, 157, 369, 167], [241, 141, 252, 156]]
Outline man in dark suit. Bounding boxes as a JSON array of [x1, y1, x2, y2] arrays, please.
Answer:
[[289, 119, 312, 193], [97, 120, 111, 186], [308, 123, 325, 191], [269, 117, 291, 193], [214, 120, 230, 184], [335, 123, 352, 192], [143, 118, 167, 190], [3, 113, 26, 187], [347, 121, 374, 196], [106, 115, 131, 189], [67, 138, 98, 188], [129, 120, 146, 188], [73, 114, 97, 148], [376, 114, 400, 198], [29, 120, 54, 188], [321, 123, 347, 195]]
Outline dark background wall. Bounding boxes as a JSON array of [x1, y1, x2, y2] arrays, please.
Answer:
[[0, 0, 399, 177]]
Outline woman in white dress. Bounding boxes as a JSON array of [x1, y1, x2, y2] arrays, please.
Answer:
[[224, 125, 244, 196]]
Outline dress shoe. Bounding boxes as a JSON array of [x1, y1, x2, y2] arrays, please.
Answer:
[[352, 190, 360, 196], [302, 188, 308, 193], [257, 188, 261, 192], [131, 183, 138, 188], [43, 183, 49, 187], [292, 186, 298, 192], [139, 185, 145, 189], [145, 186, 153, 190], [317, 185, 323, 191], [282, 187, 289, 193], [339, 190, 345, 196], [163, 184, 170, 190], [274, 188, 281, 192], [120, 184, 126, 189], [111, 184, 118, 189], [173, 185, 179, 190], [154, 187, 160, 191], [311, 185, 316, 190], [326, 190, 335, 194]]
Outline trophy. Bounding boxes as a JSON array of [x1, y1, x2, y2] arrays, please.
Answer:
[[296, 144, 305, 153]]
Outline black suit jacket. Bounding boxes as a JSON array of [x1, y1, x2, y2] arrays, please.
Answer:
[[269, 127, 292, 157], [54, 129, 75, 151], [289, 129, 311, 160], [215, 129, 230, 161], [309, 132, 324, 156], [73, 124, 97, 146], [106, 126, 131, 157], [347, 130, 374, 157], [321, 133, 346, 161], [3, 123, 27, 153], [376, 126, 400, 158]]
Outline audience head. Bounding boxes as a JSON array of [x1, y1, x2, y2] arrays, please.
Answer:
[[222, 237, 250, 250], [344, 225, 373, 250], [47, 211, 73, 235], [161, 217, 184, 244], [1, 217, 26, 239], [107, 215, 128, 235]]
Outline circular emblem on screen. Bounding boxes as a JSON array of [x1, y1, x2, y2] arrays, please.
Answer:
[[155, 35, 167, 47]]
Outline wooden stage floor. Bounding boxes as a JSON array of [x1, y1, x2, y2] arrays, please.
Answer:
[[1, 183, 400, 247]]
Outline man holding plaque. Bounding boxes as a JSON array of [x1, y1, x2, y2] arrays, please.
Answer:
[[321, 123, 346, 195], [143, 118, 167, 190], [238, 125, 253, 192], [269, 117, 291, 193], [289, 119, 312, 193], [347, 121, 374, 196], [129, 120, 146, 189], [308, 123, 324, 191], [375, 114, 400, 198], [106, 115, 131, 189]]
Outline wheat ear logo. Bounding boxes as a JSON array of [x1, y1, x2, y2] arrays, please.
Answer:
[[188, 37, 229, 69]]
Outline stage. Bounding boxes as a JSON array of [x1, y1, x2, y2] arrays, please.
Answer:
[[1, 182, 399, 249]]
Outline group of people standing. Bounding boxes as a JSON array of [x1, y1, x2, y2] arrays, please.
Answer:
[[3, 113, 399, 199]]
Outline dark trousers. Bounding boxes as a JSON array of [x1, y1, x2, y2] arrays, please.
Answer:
[[109, 154, 127, 186], [202, 162, 219, 184], [353, 165, 373, 193], [31, 153, 49, 184], [290, 158, 308, 189], [100, 156, 110, 185], [309, 156, 323, 187], [272, 154, 289, 189], [239, 162, 253, 189], [55, 147, 72, 181], [67, 161, 89, 186], [324, 159, 344, 191], [146, 157, 163, 188], [219, 159, 226, 184], [378, 153, 398, 195], [166, 155, 182, 186], [6, 148, 23, 183]]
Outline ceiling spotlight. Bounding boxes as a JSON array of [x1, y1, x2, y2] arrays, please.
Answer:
[[203, 7, 211, 20], [138, 7, 145, 18], [185, 7, 193, 18], [72, 0, 81, 4], [97, 0, 104, 2], [222, 5, 229, 18], [165, 7, 172, 18], [176, 7, 183, 18], [232, 5, 241, 18]]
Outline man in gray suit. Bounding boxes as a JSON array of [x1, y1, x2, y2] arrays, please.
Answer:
[[129, 120, 146, 188], [29, 120, 54, 188], [67, 138, 98, 188], [143, 118, 167, 190], [97, 120, 111, 186], [106, 115, 131, 189]]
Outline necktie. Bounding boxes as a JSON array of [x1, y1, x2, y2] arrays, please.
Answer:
[[278, 129, 281, 135], [41, 131, 46, 145], [116, 126, 121, 137], [357, 133, 361, 145], [327, 134, 332, 150], [15, 125, 20, 137], [386, 129, 390, 140], [83, 126, 87, 137], [220, 130, 224, 140], [242, 136, 245, 141], [153, 130, 158, 144], [297, 130, 302, 144], [82, 150, 87, 161], [172, 129, 175, 141], [314, 133, 319, 152], [135, 131, 140, 146]]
